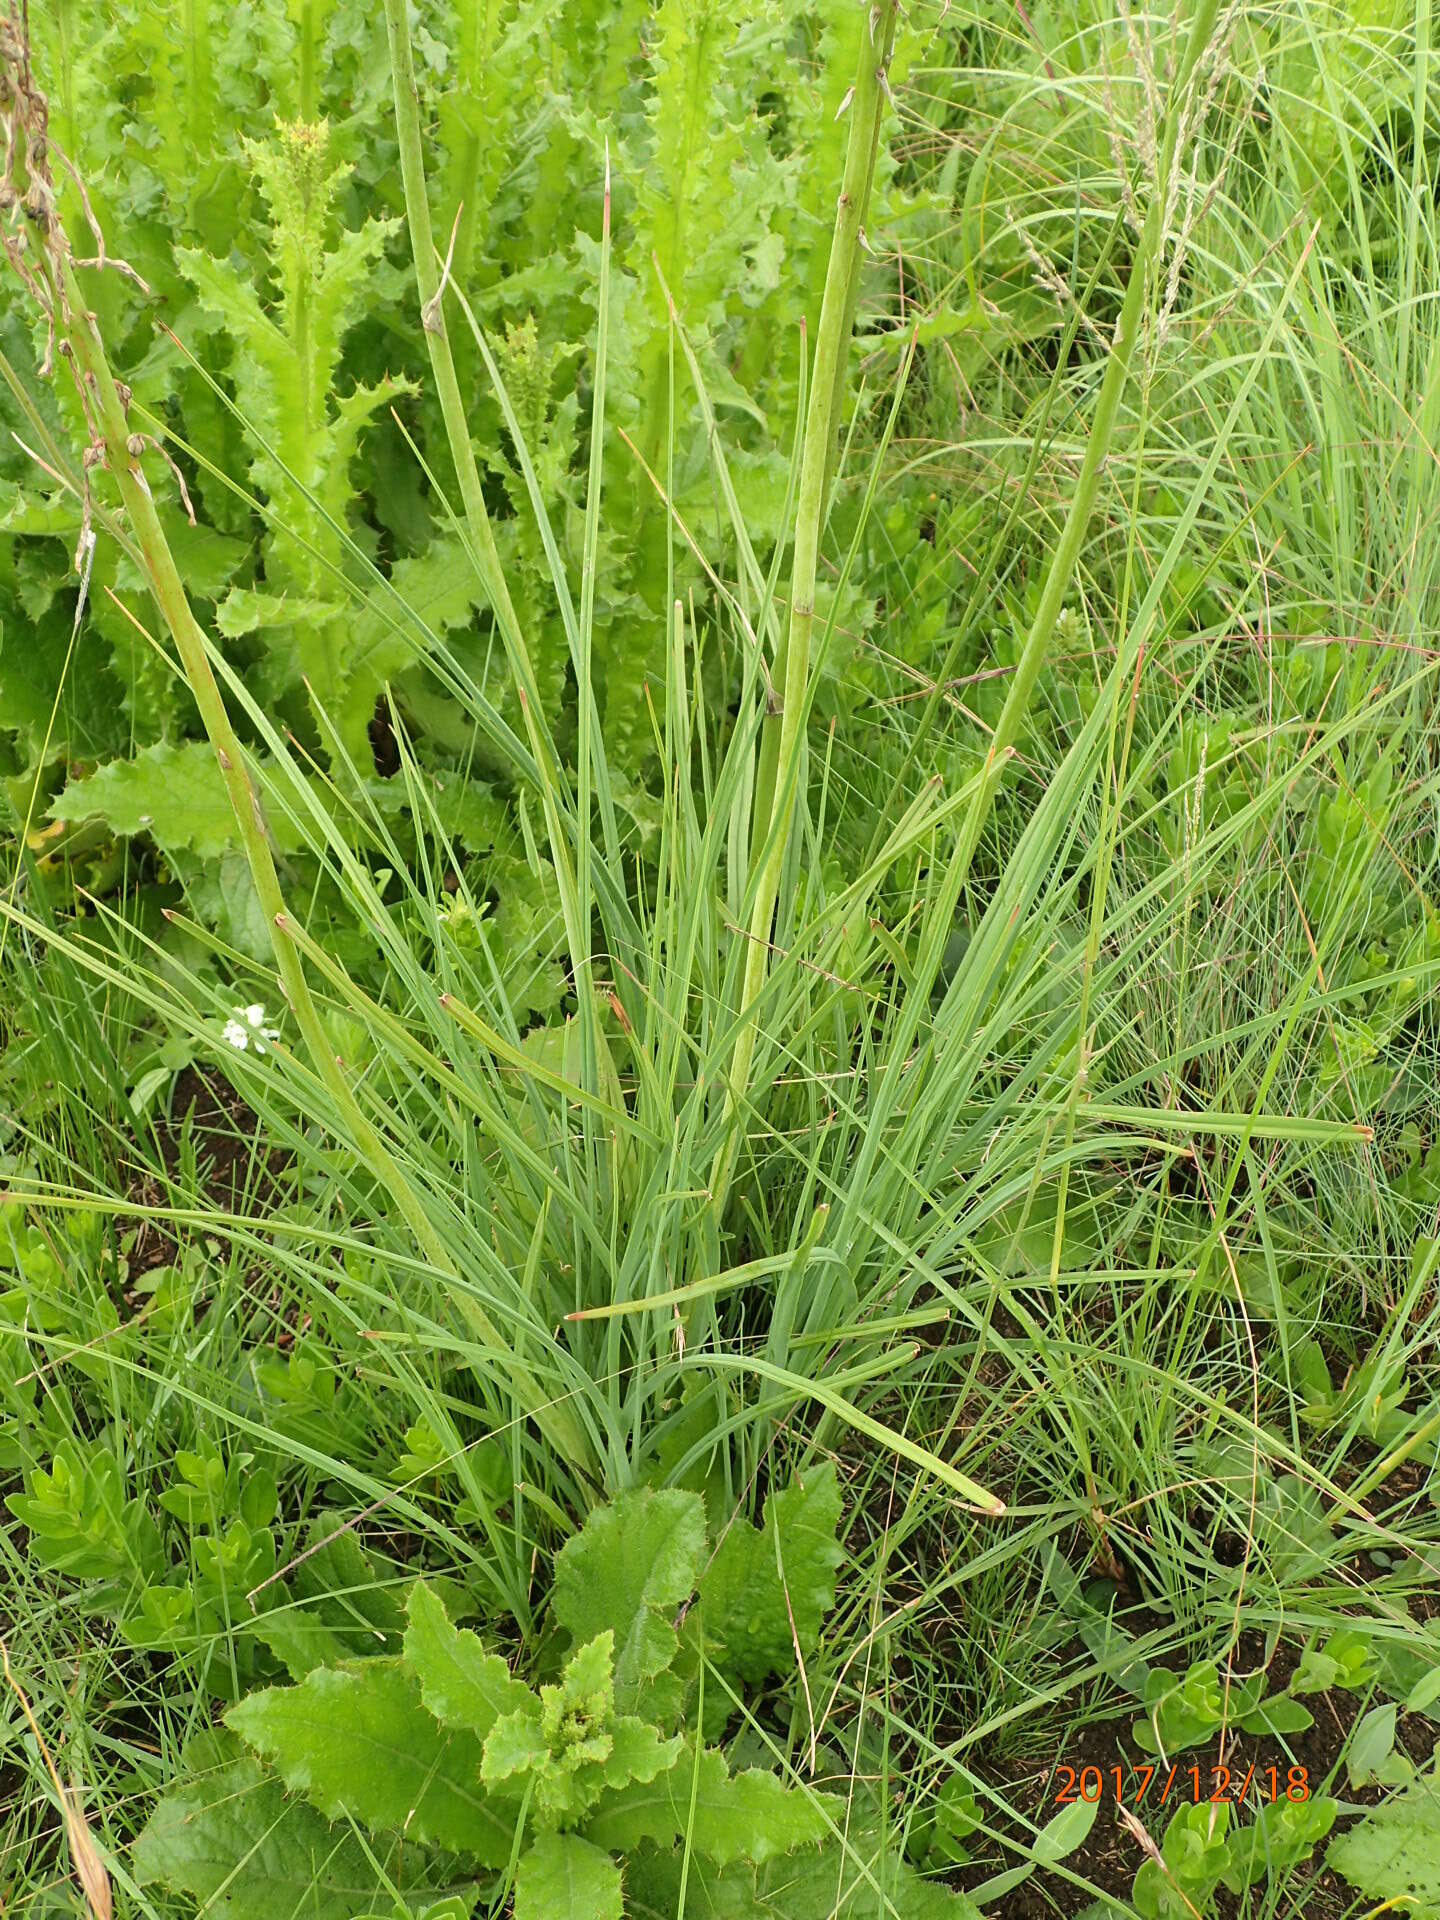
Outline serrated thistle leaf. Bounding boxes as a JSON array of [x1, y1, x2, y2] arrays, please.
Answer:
[[602, 1716, 685, 1793], [584, 1739, 832, 1867], [515, 1832, 622, 1920], [480, 1701, 550, 1789], [481, 1631, 663, 1827], [225, 1658, 515, 1863], [404, 1581, 534, 1738], [132, 1731, 406, 1920], [700, 1463, 845, 1686], [552, 1487, 706, 1709], [50, 741, 306, 860]]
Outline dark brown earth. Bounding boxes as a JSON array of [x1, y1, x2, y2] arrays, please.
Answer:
[[954, 1595, 1439, 1917], [121, 1064, 290, 1280]]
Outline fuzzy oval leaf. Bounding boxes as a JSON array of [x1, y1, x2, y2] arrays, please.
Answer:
[[699, 1464, 844, 1686], [1236, 1695, 1315, 1737], [1346, 1702, 1397, 1788], [515, 1833, 622, 1920], [1033, 1794, 1099, 1865], [552, 1487, 706, 1706]]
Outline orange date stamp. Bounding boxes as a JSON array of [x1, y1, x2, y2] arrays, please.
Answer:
[[1052, 1763, 1311, 1807]]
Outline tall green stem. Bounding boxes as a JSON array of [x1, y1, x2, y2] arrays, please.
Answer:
[[52, 252, 586, 1463], [382, 0, 588, 986], [54, 253, 435, 1258], [716, 0, 900, 1204], [718, 0, 1224, 1211]]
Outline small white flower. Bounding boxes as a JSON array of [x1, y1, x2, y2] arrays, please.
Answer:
[[223, 1003, 280, 1055]]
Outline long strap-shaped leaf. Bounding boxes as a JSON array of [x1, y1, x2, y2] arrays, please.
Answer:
[[718, 0, 1226, 1213], [716, 0, 903, 1206], [382, 0, 589, 991]]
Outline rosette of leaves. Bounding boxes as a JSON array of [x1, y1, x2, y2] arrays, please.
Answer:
[[135, 1467, 975, 1916]]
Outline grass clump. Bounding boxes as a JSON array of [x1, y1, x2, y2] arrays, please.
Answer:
[[2, 2, 1439, 1918]]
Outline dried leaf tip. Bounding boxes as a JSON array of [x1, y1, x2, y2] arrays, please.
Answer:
[[1, 1644, 113, 1920]]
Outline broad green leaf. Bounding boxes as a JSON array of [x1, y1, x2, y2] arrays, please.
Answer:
[[133, 1731, 405, 1919], [479, 1629, 679, 1827], [404, 1581, 533, 1738], [1224, 1796, 1337, 1893], [514, 1833, 622, 1920], [552, 1486, 705, 1708], [1329, 1769, 1440, 1911], [1346, 1702, 1397, 1788], [7, 1438, 165, 1586], [216, 587, 345, 637], [627, 1828, 982, 1917], [602, 1715, 684, 1793], [50, 740, 306, 858], [584, 1740, 831, 1867], [1236, 1695, 1315, 1737], [251, 1605, 363, 1682], [1133, 1662, 1226, 1757], [699, 1464, 844, 1686], [481, 1704, 550, 1789], [226, 1658, 514, 1862], [252, 1513, 409, 1678], [1033, 1794, 1099, 1864]]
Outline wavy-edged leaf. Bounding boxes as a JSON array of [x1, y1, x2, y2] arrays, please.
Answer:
[[404, 1580, 533, 1738], [226, 1658, 514, 1862], [584, 1739, 831, 1867], [700, 1464, 844, 1686], [132, 1730, 421, 1919], [1329, 1768, 1440, 1912], [50, 740, 306, 858], [553, 1487, 706, 1710], [627, 1826, 982, 1918]]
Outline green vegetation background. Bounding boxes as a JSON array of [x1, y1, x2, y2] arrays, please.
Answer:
[[1, 0, 1438, 1916]]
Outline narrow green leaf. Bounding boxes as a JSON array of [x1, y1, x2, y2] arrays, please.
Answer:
[[688, 1353, 1004, 1514]]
